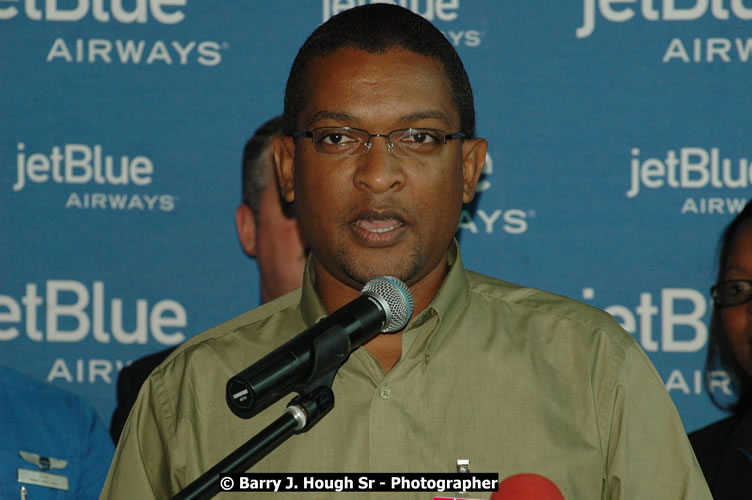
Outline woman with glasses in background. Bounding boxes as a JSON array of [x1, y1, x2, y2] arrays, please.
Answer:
[[690, 199, 752, 500]]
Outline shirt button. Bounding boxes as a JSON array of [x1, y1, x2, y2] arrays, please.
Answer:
[[380, 386, 392, 399]]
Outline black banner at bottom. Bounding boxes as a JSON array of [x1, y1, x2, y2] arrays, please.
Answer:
[[218, 473, 499, 493]]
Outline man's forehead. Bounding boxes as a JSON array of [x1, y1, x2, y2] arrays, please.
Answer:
[[302, 46, 451, 91], [300, 47, 457, 126]]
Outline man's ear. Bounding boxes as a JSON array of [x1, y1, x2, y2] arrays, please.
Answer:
[[460, 137, 488, 204], [273, 135, 296, 203], [235, 204, 257, 257]]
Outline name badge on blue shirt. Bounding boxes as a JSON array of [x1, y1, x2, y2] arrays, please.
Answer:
[[17, 468, 69, 491], [17, 450, 69, 491]]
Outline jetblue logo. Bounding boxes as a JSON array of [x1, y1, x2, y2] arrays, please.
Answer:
[[322, 0, 459, 23], [0, 280, 187, 345], [576, 0, 752, 63], [626, 147, 750, 214], [2, 0, 227, 66], [11, 142, 178, 212], [0, 0, 187, 24], [321, 0, 484, 48], [13, 143, 153, 192], [581, 286, 708, 352], [577, 0, 752, 39]]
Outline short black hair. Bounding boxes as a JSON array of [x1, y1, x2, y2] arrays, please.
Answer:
[[704, 199, 752, 413], [241, 115, 284, 214], [283, 4, 475, 138]]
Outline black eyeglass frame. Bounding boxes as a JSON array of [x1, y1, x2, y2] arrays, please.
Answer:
[[710, 279, 752, 308], [292, 126, 465, 158]]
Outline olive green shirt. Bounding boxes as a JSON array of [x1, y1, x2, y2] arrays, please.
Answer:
[[101, 244, 711, 499]]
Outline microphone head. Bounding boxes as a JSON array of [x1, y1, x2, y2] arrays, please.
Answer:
[[360, 276, 414, 332]]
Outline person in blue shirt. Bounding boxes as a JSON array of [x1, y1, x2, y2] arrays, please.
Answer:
[[0, 365, 113, 499]]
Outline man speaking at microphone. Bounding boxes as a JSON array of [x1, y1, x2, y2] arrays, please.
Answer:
[[101, 4, 710, 499]]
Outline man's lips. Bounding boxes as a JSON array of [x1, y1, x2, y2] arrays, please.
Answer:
[[352, 217, 405, 233], [349, 210, 409, 243]]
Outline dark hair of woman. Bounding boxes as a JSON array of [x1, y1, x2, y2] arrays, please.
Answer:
[[704, 199, 752, 413]]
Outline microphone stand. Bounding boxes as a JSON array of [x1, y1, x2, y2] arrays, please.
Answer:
[[172, 324, 353, 500]]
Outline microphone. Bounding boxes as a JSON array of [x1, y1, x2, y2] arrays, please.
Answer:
[[490, 473, 564, 500], [226, 276, 413, 419]]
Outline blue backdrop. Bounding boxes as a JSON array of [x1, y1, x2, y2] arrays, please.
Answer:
[[2, 0, 750, 435]]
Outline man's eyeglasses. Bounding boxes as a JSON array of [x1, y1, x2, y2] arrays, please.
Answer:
[[292, 127, 465, 158], [710, 280, 752, 308]]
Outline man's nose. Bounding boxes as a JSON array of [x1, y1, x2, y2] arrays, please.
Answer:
[[352, 136, 406, 193]]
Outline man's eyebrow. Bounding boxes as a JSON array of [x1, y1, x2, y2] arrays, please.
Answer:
[[399, 111, 451, 125], [725, 265, 752, 275], [304, 110, 452, 128], [306, 111, 358, 128]]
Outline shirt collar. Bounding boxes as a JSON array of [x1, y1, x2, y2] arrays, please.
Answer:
[[299, 256, 328, 327], [421, 239, 470, 362], [296, 239, 471, 361]]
